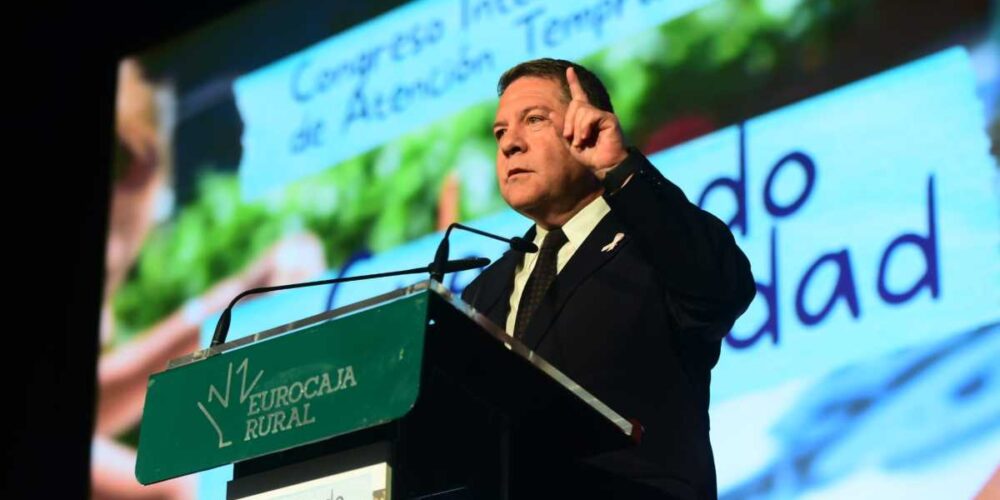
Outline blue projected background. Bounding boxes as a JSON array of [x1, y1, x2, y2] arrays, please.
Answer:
[[96, 1, 999, 499]]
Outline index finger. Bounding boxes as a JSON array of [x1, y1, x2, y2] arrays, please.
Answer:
[[566, 66, 589, 103]]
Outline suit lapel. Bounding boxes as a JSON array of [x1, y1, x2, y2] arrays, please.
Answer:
[[520, 213, 631, 350], [467, 250, 518, 327], [465, 226, 537, 328]]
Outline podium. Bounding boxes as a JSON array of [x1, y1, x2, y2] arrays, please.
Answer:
[[136, 280, 638, 499]]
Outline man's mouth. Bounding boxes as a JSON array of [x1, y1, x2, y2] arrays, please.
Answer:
[[507, 167, 531, 180]]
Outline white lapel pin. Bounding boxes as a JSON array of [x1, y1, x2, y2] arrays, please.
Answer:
[[601, 232, 625, 253]]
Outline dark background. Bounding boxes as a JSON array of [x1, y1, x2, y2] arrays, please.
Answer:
[[13, 2, 431, 495], [13, 2, 249, 496]]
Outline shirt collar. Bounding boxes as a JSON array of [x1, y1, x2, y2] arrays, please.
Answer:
[[532, 195, 611, 248]]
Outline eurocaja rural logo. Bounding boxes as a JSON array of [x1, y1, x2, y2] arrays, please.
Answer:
[[197, 358, 358, 448]]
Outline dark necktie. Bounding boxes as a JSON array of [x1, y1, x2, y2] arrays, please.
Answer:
[[514, 228, 568, 340]]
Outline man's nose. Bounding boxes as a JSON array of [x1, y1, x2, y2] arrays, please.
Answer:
[[499, 127, 525, 157]]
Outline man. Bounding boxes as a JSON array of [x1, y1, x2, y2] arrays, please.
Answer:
[[461, 58, 755, 499]]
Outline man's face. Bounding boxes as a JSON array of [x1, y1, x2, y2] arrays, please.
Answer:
[[493, 76, 598, 225]]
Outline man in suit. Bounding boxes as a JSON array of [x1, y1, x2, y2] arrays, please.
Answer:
[[460, 59, 756, 499]]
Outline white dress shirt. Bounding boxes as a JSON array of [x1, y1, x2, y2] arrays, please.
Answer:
[[504, 195, 612, 335]]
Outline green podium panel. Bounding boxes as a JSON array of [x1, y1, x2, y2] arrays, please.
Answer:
[[135, 290, 430, 485]]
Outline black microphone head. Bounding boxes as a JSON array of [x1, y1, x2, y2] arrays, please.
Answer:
[[464, 257, 491, 268], [510, 236, 539, 253], [444, 257, 491, 272], [425, 257, 491, 274]]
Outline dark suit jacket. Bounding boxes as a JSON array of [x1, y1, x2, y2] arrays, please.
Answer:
[[461, 150, 755, 499]]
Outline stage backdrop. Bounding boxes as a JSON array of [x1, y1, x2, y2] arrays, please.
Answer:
[[96, 0, 998, 498]]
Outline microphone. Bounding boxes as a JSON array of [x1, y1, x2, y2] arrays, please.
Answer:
[[210, 257, 489, 347], [430, 223, 538, 282]]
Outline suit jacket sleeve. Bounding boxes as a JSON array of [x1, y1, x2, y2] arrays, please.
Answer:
[[603, 148, 756, 342]]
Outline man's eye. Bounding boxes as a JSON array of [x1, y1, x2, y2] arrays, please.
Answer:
[[494, 129, 505, 141], [527, 115, 545, 124]]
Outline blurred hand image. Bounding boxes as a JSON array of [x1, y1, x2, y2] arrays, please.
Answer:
[[93, 58, 326, 500]]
